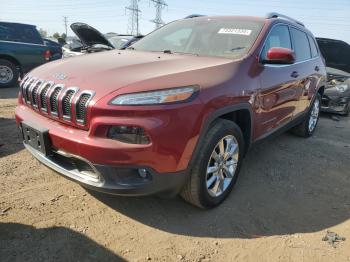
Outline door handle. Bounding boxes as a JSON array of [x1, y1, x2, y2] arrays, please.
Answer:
[[314, 66, 320, 72], [291, 71, 299, 78]]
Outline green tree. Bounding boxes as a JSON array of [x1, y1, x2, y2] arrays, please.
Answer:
[[38, 28, 47, 38], [52, 32, 60, 39]]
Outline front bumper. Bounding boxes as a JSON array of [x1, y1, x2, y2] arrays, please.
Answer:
[[24, 142, 187, 196], [321, 95, 350, 115]]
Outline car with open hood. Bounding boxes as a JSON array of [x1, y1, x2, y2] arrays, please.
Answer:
[[62, 23, 143, 58], [316, 37, 350, 115], [16, 13, 326, 208]]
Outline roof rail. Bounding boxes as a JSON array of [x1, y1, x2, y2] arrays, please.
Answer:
[[266, 12, 305, 27]]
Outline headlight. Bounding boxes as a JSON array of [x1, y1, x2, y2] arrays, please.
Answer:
[[335, 84, 349, 93], [110, 86, 199, 105]]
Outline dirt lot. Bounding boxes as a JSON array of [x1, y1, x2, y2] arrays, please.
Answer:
[[0, 85, 349, 262]]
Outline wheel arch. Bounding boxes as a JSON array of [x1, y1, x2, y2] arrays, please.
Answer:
[[189, 103, 254, 169]]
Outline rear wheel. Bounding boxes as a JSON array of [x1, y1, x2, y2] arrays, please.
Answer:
[[0, 59, 19, 88], [181, 119, 244, 209], [292, 94, 321, 137]]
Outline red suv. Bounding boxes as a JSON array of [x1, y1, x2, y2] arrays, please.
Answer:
[[15, 13, 326, 208]]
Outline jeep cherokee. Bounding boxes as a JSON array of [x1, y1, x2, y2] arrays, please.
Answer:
[[15, 13, 326, 208]]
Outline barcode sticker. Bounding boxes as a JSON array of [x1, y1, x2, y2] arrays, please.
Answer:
[[218, 28, 252, 35]]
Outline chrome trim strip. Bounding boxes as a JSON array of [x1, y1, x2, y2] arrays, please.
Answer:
[[24, 143, 103, 185], [39, 81, 54, 113], [0, 40, 45, 46], [30, 79, 43, 108]]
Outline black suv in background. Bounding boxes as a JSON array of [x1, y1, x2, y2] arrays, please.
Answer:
[[0, 22, 61, 88]]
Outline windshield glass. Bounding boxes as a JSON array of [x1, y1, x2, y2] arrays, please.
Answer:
[[108, 36, 133, 49], [132, 18, 264, 59]]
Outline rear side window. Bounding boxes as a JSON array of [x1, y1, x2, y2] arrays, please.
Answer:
[[0, 23, 21, 42], [16, 26, 43, 44], [261, 25, 292, 60], [290, 28, 311, 62], [308, 35, 318, 58]]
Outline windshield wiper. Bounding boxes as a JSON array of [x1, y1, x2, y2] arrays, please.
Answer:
[[163, 49, 173, 54], [127, 46, 136, 50]]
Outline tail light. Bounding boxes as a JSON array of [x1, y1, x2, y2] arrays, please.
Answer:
[[44, 50, 51, 61]]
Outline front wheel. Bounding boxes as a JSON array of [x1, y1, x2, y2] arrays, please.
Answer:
[[180, 119, 244, 209], [292, 94, 321, 137], [0, 59, 19, 88]]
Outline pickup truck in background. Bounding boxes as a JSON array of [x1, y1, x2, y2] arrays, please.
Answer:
[[0, 22, 58, 88]]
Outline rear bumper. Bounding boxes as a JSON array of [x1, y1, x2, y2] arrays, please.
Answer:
[[24, 142, 187, 196]]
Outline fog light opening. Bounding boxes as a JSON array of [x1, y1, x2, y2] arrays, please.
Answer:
[[107, 125, 150, 144]]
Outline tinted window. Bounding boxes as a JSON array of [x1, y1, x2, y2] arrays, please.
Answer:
[[16, 25, 43, 44], [290, 28, 311, 62], [0, 23, 21, 42], [133, 19, 264, 59], [261, 25, 292, 59], [308, 35, 318, 58]]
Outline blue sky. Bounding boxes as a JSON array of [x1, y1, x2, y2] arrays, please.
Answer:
[[2, 0, 350, 43]]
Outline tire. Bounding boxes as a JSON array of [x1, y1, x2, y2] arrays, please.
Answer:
[[0, 59, 19, 88], [180, 119, 244, 209], [291, 94, 321, 137]]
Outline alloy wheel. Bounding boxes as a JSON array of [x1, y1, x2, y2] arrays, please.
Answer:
[[308, 97, 320, 133], [0, 65, 14, 84], [205, 135, 239, 197]]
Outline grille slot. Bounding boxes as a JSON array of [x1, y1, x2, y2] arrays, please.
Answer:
[[31, 81, 42, 107], [40, 83, 52, 111], [76, 93, 92, 124], [62, 89, 76, 118], [24, 78, 36, 103], [49, 86, 63, 115]]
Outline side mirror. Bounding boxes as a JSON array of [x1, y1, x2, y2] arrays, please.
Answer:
[[262, 47, 296, 64]]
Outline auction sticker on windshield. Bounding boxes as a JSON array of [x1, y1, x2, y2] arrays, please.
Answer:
[[218, 28, 252, 35]]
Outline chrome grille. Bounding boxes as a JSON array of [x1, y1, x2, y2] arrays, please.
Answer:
[[31, 80, 42, 107], [76, 93, 92, 124], [20, 76, 94, 127], [49, 85, 63, 116], [62, 89, 76, 119], [40, 82, 53, 111]]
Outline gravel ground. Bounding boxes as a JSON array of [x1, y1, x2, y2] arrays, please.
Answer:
[[0, 85, 349, 262]]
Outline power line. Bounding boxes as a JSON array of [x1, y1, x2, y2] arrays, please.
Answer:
[[126, 0, 141, 35], [150, 0, 167, 30]]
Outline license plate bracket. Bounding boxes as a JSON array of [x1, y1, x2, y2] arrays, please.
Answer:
[[21, 122, 51, 156]]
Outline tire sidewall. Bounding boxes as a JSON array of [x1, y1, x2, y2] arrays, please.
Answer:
[[196, 121, 244, 208], [306, 94, 321, 136], [0, 59, 18, 87]]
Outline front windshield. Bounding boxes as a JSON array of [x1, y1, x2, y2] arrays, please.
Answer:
[[132, 18, 264, 59]]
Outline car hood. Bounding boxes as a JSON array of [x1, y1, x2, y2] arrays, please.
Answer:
[[70, 22, 114, 49], [29, 50, 237, 102], [316, 38, 350, 74]]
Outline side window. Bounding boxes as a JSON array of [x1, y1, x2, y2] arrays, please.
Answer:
[[261, 25, 292, 59], [17, 26, 43, 44], [308, 35, 318, 58], [290, 28, 311, 62], [0, 24, 20, 42]]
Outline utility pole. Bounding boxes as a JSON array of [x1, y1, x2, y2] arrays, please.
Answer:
[[63, 16, 68, 36], [126, 0, 141, 35], [150, 0, 167, 30]]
